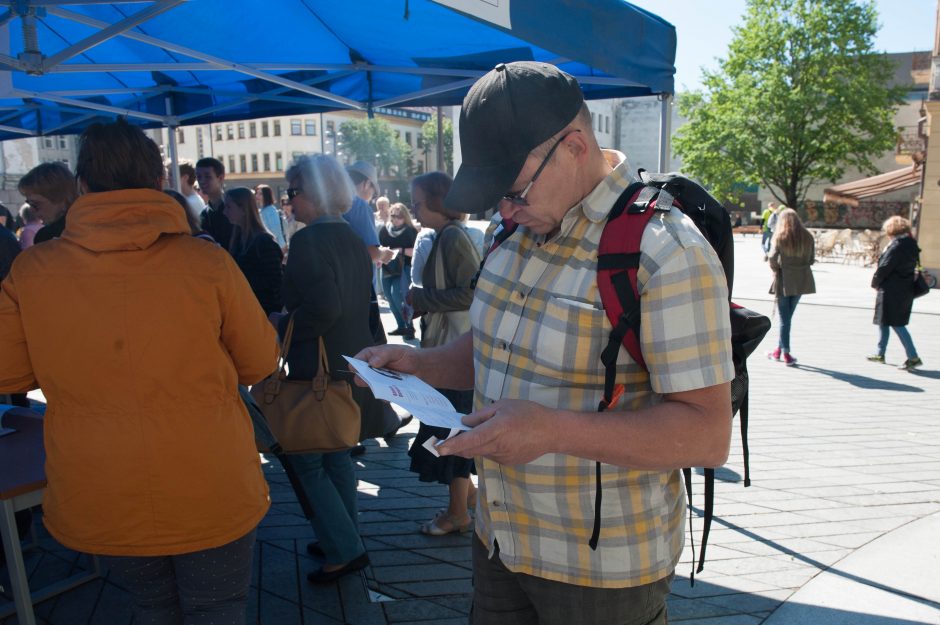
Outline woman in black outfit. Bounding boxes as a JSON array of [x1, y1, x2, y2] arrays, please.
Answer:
[[867, 216, 923, 370], [378, 203, 418, 339], [223, 187, 283, 314], [273, 154, 385, 584]]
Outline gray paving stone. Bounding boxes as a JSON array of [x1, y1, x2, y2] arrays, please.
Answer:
[[371, 562, 470, 584], [382, 597, 466, 622]]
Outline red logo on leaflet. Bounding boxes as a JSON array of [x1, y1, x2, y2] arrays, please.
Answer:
[[389, 386, 403, 398]]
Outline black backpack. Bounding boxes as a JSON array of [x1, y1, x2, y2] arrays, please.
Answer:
[[595, 171, 770, 581]]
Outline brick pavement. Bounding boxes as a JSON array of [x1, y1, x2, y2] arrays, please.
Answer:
[[3, 235, 939, 624]]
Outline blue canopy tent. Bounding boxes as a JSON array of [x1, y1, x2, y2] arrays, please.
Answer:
[[0, 0, 676, 168]]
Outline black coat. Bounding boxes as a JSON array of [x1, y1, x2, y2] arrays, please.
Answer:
[[278, 216, 385, 440], [871, 235, 919, 327], [0, 226, 20, 281], [233, 231, 283, 315]]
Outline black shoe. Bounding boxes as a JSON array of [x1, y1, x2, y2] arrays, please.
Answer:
[[350, 444, 366, 457], [306, 541, 325, 558], [383, 415, 414, 442], [307, 552, 370, 584], [388, 328, 406, 336]]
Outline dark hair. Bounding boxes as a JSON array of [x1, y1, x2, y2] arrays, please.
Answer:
[[225, 187, 271, 249], [195, 157, 224, 177], [164, 189, 200, 235], [348, 170, 369, 187], [255, 184, 275, 206], [179, 162, 196, 185], [413, 171, 463, 220], [76, 119, 164, 192], [18, 161, 79, 207]]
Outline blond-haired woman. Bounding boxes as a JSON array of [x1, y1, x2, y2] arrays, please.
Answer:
[[767, 208, 815, 366], [868, 216, 922, 370]]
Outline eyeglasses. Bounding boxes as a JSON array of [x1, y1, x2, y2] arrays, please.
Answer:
[[501, 130, 579, 207], [390, 214, 404, 220], [286, 186, 302, 200]]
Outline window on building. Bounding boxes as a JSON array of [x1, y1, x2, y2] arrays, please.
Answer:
[[263, 153, 271, 171], [43, 137, 53, 148], [417, 134, 424, 149], [261, 121, 269, 137], [291, 119, 302, 135], [405, 131, 412, 146], [275, 152, 283, 172], [58, 136, 67, 149], [251, 154, 259, 172], [273, 120, 281, 136], [237, 123, 245, 139], [197, 128, 205, 158], [228, 155, 236, 173], [305, 120, 316, 136], [591, 112, 595, 129], [239, 154, 247, 173], [226, 124, 234, 140], [326, 120, 335, 134], [215, 125, 222, 141], [605, 116, 610, 134], [249, 122, 257, 138], [176, 128, 185, 144]]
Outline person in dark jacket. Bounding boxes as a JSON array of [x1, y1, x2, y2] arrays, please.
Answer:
[[17, 162, 78, 244], [378, 203, 418, 339], [868, 216, 922, 370], [223, 187, 283, 314], [272, 153, 385, 584]]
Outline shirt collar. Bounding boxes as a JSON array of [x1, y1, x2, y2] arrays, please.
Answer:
[[577, 149, 635, 225]]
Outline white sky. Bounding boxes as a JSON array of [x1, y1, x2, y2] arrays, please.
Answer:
[[628, 0, 936, 92]]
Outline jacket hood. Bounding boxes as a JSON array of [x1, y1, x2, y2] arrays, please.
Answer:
[[62, 189, 192, 252]]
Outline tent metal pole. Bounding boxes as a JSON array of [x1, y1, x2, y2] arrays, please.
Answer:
[[436, 106, 444, 172], [658, 93, 672, 172], [165, 96, 180, 192]]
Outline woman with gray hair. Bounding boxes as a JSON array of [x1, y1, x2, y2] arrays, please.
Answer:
[[271, 154, 383, 583]]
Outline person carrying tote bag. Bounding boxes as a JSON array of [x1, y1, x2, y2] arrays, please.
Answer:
[[405, 172, 482, 536], [269, 154, 381, 584]]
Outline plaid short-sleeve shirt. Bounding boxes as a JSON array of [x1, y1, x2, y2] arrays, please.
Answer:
[[469, 151, 733, 588]]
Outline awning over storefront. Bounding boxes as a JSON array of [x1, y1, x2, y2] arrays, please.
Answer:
[[823, 165, 922, 207]]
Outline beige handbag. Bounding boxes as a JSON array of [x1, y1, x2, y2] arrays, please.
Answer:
[[250, 317, 361, 454]]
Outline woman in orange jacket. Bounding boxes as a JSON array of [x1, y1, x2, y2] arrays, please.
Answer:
[[0, 120, 279, 625]]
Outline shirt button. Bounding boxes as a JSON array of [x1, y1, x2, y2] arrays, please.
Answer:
[[500, 341, 507, 350], [516, 291, 524, 300], [491, 500, 501, 508]]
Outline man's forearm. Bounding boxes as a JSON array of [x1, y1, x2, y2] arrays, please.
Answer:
[[415, 331, 475, 390]]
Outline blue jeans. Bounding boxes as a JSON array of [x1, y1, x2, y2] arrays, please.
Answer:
[[762, 230, 772, 254], [776, 295, 801, 353], [381, 273, 412, 331], [99, 529, 256, 625], [877, 325, 918, 359], [287, 450, 365, 565]]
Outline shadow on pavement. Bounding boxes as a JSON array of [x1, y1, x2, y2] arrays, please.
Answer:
[[908, 368, 940, 380], [794, 365, 924, 392]]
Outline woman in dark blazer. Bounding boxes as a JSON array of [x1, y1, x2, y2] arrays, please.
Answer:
[[223, 187, 283, 314], [868, 216, 922, 370], [273, 154, 384, 584]]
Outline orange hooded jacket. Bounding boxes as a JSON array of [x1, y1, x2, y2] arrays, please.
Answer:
[[0, 189, 279, 556]]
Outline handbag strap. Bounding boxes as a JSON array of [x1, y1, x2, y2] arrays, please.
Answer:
[[274, 315, 297, 379]]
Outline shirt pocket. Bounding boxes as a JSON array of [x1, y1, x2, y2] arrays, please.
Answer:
[[529, 295, 609, 379]]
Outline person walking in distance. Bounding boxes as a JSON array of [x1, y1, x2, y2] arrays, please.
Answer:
[[766, 208, 816, 366]]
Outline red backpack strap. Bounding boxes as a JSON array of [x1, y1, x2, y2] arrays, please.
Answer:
[[596, 181, 659, 409]]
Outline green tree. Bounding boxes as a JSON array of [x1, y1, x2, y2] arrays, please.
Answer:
[[673, 0, 905, 208], [421, 114, 454, 174], [339, 118, 410, 179]]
